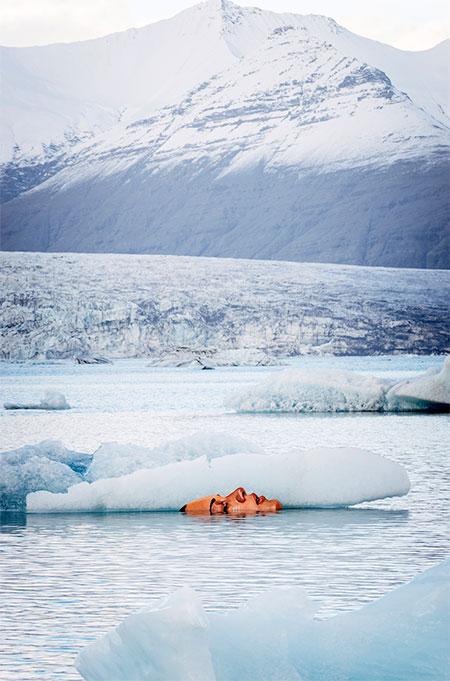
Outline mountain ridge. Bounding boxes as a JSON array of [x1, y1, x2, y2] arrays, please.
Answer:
[[1, 0, 449, 267]]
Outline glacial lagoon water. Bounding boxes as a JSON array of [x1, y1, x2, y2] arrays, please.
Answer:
[[0, 356, 449, 680]]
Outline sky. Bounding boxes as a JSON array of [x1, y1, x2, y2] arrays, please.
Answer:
[[0, 0, 448, 51]]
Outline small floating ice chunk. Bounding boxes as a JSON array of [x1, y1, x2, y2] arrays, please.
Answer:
[[4, 390, 70, 410], [27, 447, 410, 512], [85, 432, 263, 482], [75, 356, 111, 364], [75, 559, 449, 681], [386, 355, 450, 411], [148, 348, 282, 367]]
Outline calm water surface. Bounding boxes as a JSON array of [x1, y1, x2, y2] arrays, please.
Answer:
[[0, 356, 449, 680]]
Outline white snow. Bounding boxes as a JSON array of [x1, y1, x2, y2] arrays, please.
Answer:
[[26, 446, 410, 512], [228, 358, 450, 412], [3, 390, 70, 410], [1, 0, 448, 165], [75, 558, 450, 681]]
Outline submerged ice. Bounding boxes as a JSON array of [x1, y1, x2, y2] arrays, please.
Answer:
[[228, 357, 450, 413], [26, 446, 410, 512], [75, 558, 450, 681]]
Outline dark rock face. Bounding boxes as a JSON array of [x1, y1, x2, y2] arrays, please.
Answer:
[[2, 153, 448, 269]]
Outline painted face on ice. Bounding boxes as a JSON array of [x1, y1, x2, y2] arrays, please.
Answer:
[[180, 487, 282, 514]]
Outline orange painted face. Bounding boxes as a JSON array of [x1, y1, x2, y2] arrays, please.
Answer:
[[180, 487, 282, 514]]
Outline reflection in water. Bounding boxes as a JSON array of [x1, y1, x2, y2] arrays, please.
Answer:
[[0, 510, 27, 532]]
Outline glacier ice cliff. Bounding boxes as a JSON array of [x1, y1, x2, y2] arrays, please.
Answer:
[[0, 252, 448, 360]]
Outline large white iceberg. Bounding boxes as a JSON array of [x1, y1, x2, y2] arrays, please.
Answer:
[[3, 390, 71, 410], [85, 432, 263, 482], [75, 558, 449, 681], [27, 447, 410, 512], [0, 432, 262, 509], [227, 358, 450, 413]]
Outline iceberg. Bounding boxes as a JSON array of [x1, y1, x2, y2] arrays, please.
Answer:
[[85, 432, 263, 482], [386, 355, 450, 411], [75, 558, 450, 681], [228, 358, 450, 413], [148, 348, 282, 368], [27, 447, 410, 512], [75, 356, 112, 364], [3, 390, 71, 410], [0, 440, 89, 510], [0, 432, 261, 509]]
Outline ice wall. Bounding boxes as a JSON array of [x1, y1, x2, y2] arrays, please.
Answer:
[[75, 558, 450, 681], [27, 447, 410, 512], [1, 252, 448, 360], [228, 359, 450, 413]]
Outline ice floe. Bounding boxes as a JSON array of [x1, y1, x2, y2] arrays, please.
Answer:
[[27, 447, 409, 512], [148, 348, 282, 368], [0, 440, 90, 510], [75, 558, 449, 681], [85, 432, 263, 482], [386, 355, 450, 410], [227, 357, 450, 413], [3, 390, 71, 410], [0, 433, 262, 510], [75, 356, 111, 364]]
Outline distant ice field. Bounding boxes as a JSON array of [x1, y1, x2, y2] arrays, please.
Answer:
[[0, 355, 448, 681]]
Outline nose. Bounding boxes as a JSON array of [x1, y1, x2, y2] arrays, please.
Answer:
[[236, 487, 246, 502]]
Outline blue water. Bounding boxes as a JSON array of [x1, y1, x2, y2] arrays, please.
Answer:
[[0, 356, 449, 680]]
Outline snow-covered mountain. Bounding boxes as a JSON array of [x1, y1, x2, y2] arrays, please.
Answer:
[[1, 252, 448, 359], [1, 0, 449, 267]]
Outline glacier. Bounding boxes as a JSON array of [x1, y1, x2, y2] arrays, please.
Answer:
[[1, 252, 448, 360], [26, 446, 410, 513], [75, 558, 450, 681], [228, 357, 450, 413], [1, 1, 448, 268]]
